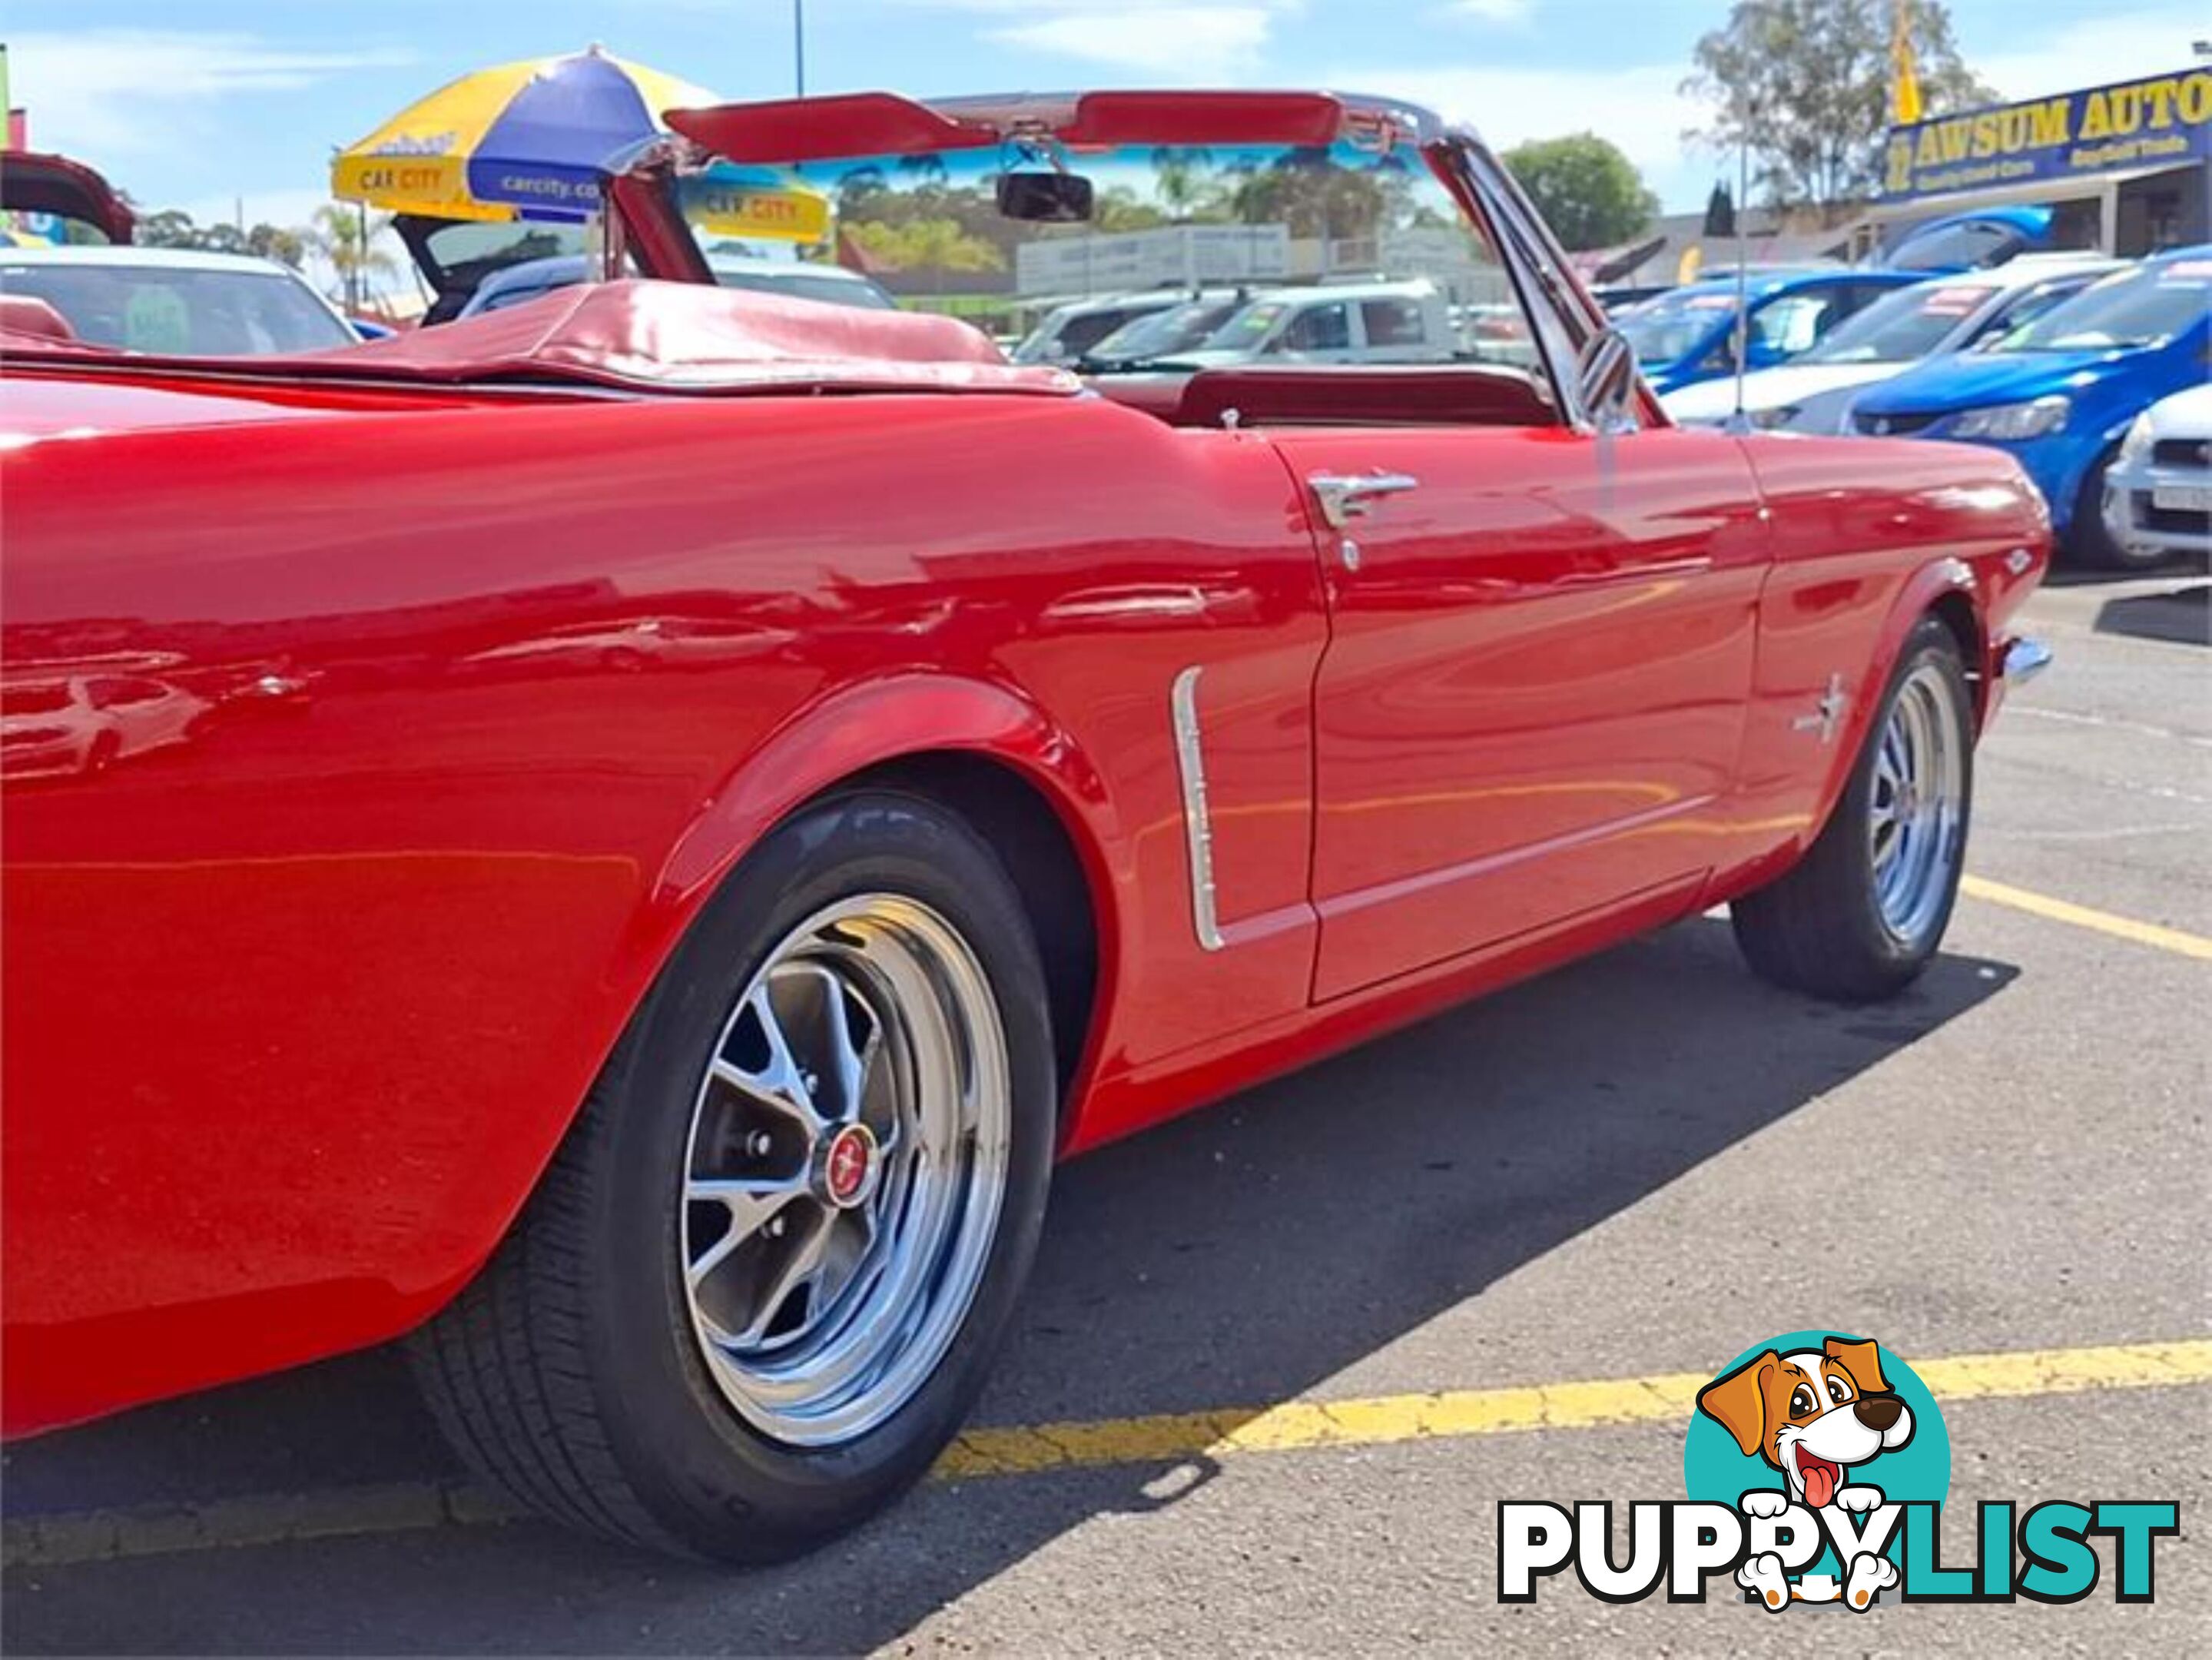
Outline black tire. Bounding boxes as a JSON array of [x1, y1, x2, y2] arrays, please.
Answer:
[[1731, 616, 1973, 1002], [2068, 450, 2164, 572], [410, 789, 1057, 1562]]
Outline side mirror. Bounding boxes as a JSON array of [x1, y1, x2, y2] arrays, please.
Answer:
[[997, 171, 1093, 224], [1575, 327, 1638, 429]]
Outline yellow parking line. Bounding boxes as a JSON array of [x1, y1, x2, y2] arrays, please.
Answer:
[[1961, 875, 2212, 961], [7, 1338, 2207, 1569], [935, 1336, 2212, 1479]]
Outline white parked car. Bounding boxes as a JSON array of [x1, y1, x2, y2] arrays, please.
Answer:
[[0, 245, 361, 354], [1172, 278, 1457, 367], [2102, 383, 2212, 565], [0, 674, 210, 780], [1661, 255, 2117, 434], [1010, 291, 1185, 364]]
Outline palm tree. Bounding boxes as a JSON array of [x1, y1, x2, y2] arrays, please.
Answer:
[[1149, 146, 1218, 221], [310, 203, 396, 313]]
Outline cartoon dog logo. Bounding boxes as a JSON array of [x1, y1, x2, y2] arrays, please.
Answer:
[[1696, 1335, 1915, 1609]]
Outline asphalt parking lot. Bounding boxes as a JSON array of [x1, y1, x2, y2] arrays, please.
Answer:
[[5, 568, 2207, 1656]]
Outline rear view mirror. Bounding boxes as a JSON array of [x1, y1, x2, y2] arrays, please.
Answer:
[[997, 171, 1093, 224], [1575, 327, 1639, 430]]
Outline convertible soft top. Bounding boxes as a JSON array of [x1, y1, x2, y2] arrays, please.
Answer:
[[0, 278, 1080, 398]]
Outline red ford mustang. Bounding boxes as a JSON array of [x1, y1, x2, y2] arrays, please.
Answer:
[[0, 91, 2050, 1560]]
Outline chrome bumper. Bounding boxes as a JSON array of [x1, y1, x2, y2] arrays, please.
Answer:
[[2003, 636, 2053, 685]]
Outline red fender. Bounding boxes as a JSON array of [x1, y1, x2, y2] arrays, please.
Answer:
[[1801, 554, 1979, 849]]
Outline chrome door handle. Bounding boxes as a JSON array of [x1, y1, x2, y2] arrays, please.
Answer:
[[1306, 471, 1419, 530]]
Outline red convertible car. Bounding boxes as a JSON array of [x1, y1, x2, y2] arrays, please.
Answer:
[[1, 91, 2050, 1561]]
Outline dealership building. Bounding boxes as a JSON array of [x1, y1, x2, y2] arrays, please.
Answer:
[[1875, 65, 2210, 256]]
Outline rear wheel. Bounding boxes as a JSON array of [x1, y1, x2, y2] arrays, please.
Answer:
[[1732, 618, 1972, 1001], [411, 791, 1056, 1561]]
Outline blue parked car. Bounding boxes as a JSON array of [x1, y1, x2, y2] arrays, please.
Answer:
[[1616, 267, 1924, 394], [1884, 204, 2057, 272], [1849, 246, 2212, 568]]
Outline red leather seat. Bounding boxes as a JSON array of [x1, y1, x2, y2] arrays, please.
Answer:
[[0, 294, 78, 342], [1175, 364, 1554, 428]]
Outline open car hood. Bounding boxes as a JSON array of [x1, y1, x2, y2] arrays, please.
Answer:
[[0, 277, 1078, 398], [0, 151, 134, 244]]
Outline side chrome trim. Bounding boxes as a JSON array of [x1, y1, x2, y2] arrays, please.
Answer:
[[2003, 637, 2053, 686], [1169, 666, 1225, 952]]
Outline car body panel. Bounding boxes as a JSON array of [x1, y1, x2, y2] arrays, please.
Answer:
[[0, 150, 136, 244], [1268, 423, 1769, 998], [0, 91, 2055, 1439]]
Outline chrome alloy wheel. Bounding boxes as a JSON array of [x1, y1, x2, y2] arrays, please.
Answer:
[[1868, 662, 1967, 947], [679, 895, 1010, 1447]]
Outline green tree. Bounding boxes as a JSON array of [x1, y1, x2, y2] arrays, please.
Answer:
[[131, 206, 309, 268], [842, 217, 1003, 294], [1683, 0, 1995, 210], [1501, 133, 1660, 251], [1093, 186, 1169, 233]]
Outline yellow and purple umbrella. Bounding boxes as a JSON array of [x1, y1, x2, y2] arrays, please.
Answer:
[[332, 45, 717, 223]]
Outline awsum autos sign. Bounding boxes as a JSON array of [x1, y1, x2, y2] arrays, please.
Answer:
[[1883, 68, 2210, 203]]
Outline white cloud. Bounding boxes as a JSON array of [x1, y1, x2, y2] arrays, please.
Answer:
[[1361, 61, 1706, 190], [1968, 6, 2207, 102], [986, 7, 1278, 78], [1445, 0, 1535, 23], [5, 31, 412, 158]]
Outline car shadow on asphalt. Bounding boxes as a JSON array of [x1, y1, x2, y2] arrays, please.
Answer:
[[2045, 551, 2208, 591], [2094, 583, 2210, 647], [1, 918, 2018, 1655]]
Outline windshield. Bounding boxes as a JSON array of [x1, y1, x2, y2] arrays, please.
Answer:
[[671, 133, 1512, 368], [1800, 281, 1993, 364], [1616, 288, 1736, 364], [0, 261, 353, 354], [417, 220, 586, 283], [1080, 295, 1246, 365], [1991, 259, 2212, 353]]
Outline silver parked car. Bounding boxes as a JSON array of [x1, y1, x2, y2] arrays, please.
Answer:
[[2103, 383, 2212, 566]]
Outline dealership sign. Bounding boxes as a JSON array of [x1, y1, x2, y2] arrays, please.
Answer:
[[1883, 68, 2210, 203]]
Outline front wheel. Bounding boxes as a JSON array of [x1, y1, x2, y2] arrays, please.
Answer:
[[1732, 617, 1973, 1002], [411, 790, 1057, 1561]]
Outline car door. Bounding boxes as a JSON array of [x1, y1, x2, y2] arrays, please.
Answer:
[[1276, 149, 1772, 1001]]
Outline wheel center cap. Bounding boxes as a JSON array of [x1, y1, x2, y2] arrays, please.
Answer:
[[819, 1124, 878, 1210]]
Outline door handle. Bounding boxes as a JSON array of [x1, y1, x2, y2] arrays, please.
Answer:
[[1306, 471, 1419, 530], [1307, 472, 1417, 573]]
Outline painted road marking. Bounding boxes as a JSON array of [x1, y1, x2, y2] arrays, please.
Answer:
[[7, 1338, 2208, 1570], [1962, 875, 2212, 961], [938, 1337, 2212, 1478]]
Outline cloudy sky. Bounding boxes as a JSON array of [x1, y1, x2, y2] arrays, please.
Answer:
[[5, 0, 2205, 234]]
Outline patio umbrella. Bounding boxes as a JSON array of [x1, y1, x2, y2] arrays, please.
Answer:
[[331, 45, 717, 223]]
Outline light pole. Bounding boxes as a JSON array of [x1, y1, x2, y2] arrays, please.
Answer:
[[794, 0, 807, 96]]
